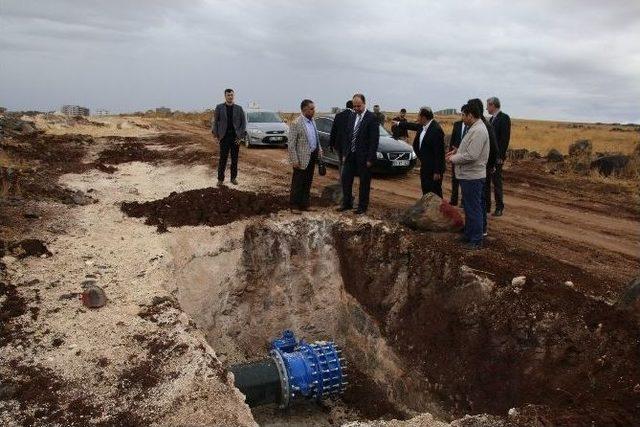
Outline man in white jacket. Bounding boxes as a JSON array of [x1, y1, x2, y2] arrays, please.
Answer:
[[446, 102, 489, 249]]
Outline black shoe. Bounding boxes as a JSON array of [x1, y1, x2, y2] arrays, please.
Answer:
[[354, 208, 367, 215], [336, 206, 352, 212], [231, 178, 238, 185], [217, 179, 224, 186], [450, 200, 458, 206], [493, 209, 503, 217]]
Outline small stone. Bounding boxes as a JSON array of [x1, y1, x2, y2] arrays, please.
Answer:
[[508, 408, 518, 417], [81, 279, 97, 288], [564, 281, 575, 288], [512, 276, 526, 287], [634, 384, 640, 393], [81, 285, 107, 308], [85, 260, 94, 266]]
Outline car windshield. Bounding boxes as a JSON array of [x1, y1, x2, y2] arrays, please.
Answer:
[[247, 112, 283, 123], [379, 125, 390, 136]]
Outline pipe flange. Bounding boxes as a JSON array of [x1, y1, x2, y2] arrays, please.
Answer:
[[269, 349, 290, 409]]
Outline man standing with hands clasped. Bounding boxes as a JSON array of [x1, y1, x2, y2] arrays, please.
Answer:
[[287, 99, 323, 212], [337, 93, 379, 215], [446, 102, 490, 250], [212, 88, 246, 186], [486, 97, 511, 216]]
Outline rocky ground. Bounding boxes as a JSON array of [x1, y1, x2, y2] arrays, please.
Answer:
[[1, 114, 638, 426]]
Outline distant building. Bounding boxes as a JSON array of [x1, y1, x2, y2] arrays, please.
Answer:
[[330, 107, 341, 114], [95, 109, 110, 116], [61, 105, 90, 116], [155, 107, 171, 114], [0, 107, 6, 114], [435, 108, 458, 115]]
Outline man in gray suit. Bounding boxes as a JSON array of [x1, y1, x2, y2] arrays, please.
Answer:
[[212, 88, 246, 185], [288, 99, 323, 211]]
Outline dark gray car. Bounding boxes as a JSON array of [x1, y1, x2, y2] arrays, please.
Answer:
[[315, 115, 417, 174]]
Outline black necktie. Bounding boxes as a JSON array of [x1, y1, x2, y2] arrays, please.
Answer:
[[351, 114, 362, 152], [462, 125, 468, 138]]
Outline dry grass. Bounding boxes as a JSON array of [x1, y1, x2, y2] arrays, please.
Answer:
[[422, 114, 639, 156]]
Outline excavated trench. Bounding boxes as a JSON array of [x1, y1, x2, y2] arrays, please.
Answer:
[[157, 213, 640, 426]]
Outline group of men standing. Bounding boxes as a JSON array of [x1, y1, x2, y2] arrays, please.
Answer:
[[211, 88, 511, 249], [288, 93, 380, 214]]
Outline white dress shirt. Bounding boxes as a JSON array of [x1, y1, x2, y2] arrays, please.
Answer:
[[418, 119, 433, 151]]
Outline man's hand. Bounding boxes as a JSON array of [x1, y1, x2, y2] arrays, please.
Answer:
[[292, 162, 301, 170], [319, 148, 324, 157], [433, 173, 441, 181], [366, 161, 373, 168], [212, 132, 218, 140], [496, 158, 504, 165], [445, 147, 457, 163], [392, 120, 400, 126]]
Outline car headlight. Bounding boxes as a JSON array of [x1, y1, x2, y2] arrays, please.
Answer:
[[411, 151, 417, 160], [376, 152, 384, 159]]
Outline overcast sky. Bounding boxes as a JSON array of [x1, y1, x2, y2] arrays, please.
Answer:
[[1, 0, 639, 122]]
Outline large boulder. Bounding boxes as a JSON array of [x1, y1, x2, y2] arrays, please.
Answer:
[[401, 193, 464, 232], [568, 139, 592, 157], [546, 148, 564, 162], [590, 155, 629, 177]]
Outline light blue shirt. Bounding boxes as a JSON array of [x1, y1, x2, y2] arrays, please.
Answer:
[[302, 116, 318, 152]]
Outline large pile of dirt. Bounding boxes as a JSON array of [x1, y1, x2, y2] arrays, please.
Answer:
[[121, 186, 329, 229], [96, 140, 167, 164]]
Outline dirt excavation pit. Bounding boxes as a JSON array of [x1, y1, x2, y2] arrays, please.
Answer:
[[162, 215, 640, 426]]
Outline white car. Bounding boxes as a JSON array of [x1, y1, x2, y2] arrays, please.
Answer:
[[244, 110, 289, 148]]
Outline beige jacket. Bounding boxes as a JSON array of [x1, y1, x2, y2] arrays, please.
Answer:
[[287, 115, 322, 169]]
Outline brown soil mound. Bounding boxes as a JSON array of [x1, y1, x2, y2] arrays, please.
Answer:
[[121, 187, 329, 228], [96, 141, 167, 164]]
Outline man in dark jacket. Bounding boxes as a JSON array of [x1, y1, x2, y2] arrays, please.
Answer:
[[329, 100, 354, 172], [486, 96, 511, 216], [212, 88, 246, 186], [394, 107, 445, 197], [373, 105, 386, 126], [337, 93, 380, 214], [449, 117, 466, 205], [391, 108, 409, 141]]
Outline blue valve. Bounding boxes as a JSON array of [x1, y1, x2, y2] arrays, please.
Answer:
[[270, 330, 347, 408]]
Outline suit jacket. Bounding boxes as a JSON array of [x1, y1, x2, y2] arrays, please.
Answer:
[[399, 120, 445, 175], [347, 110, 380, 164], [483, 118, 499, 170], [329, 108, 353, 156], [288, 115, 320, 169], [450, 120, 464, 149], [212, 103, 246, 139], [490, 111, 511, 159]]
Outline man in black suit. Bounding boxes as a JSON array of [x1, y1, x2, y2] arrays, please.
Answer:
[[337, 93, 380, 215], [212, 88, 246, 186], [394, 107, 445, 197], [448, 116, 466, 205], [329, 100, 353, 173], [486, 97, 511, 216]]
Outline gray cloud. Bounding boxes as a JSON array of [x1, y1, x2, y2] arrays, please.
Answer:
[[1, 0, 639, 122]]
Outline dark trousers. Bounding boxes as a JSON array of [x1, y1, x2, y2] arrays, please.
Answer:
[[341, 152, 372, 210], [218, 136, 239, 181], [290, 150, 318, 209], [460, 178, 486, 245], [450, 169, 460, 205], [484, 163, 504, 212], [420, 169, 443, 198]]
